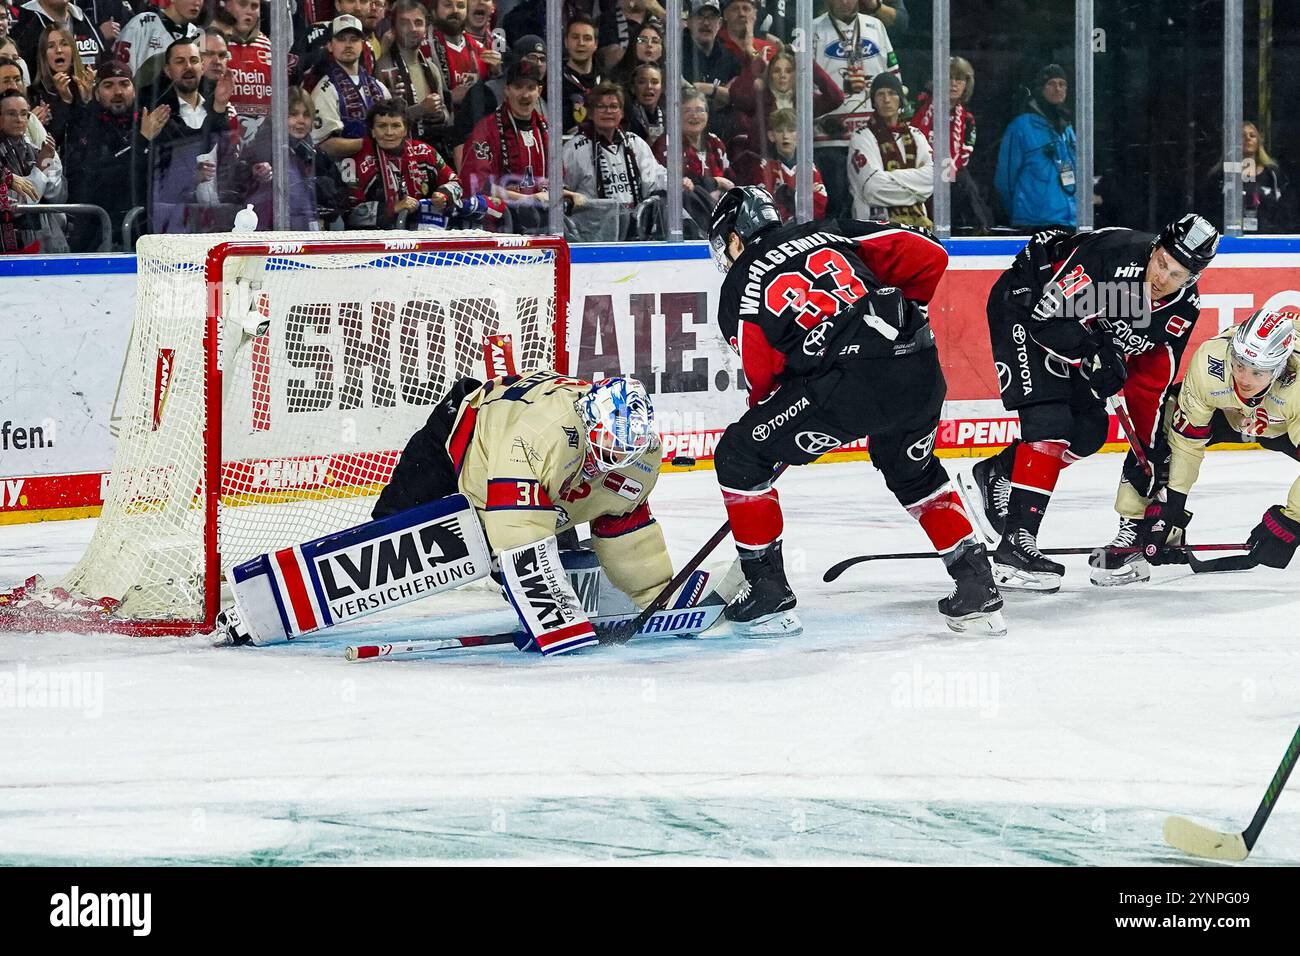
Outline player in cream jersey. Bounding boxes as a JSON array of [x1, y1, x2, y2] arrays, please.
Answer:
[[374, 370, 671, 606], [1091, 308, 1300, 584]]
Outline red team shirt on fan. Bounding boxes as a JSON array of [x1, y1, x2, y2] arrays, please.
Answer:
[[431, 30, 491, 88], [226, 32, 275, 144]]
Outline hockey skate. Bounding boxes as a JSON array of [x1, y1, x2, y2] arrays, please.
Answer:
[[212, 605, 252, 647], [956, 454, 1010, 546], [1088, 517, 1151, 587], [725, 541, 802, 636], [992, 528, 1064, 592], [938, 543, 1007, 636]]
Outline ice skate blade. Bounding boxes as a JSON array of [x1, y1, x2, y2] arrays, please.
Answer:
[[992, 563, 1061, 593], [955, 470, 1000, 546], [1088, 558, 1151, 588], [733, 610, 803, 637], [944, 608, 1007, 637]]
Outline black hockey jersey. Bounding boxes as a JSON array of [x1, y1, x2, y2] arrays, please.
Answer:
[[1012, 226, 1205, 448], [717, 219, 949, 406]]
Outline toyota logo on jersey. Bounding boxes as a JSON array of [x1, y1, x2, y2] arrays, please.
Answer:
[[795, 431, 842, 455]]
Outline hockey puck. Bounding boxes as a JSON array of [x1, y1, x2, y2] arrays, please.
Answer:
[[671, 456, 697, 468]]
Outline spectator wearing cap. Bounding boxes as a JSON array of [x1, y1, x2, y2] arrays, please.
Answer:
[[560, 13, 599, 134], [718, 0, 775, 66], [429, 0, 500, 163], [460, 57, 581, 231], [994, 62, 1077, 230], [682, 0, 739, 112], [310, 14, 390, 161], [608, 15, 661, 90], [597, 0, 663, 73], [846, 71, 932, 227], [114, 0, 202, 99], [486, 31, 543, 108], [376, 0, 451, 149], [136, 37, 240, 233], [562, 80, 665, 238], [298, 0, 374, 92], [12, 0, 107, 76], [64, 57, 142, 248]]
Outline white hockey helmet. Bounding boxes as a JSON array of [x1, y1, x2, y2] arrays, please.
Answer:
[[1230, 308, 1297, 375], [577, 377, 656, 473]]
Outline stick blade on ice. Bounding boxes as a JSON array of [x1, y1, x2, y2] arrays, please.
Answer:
[[1162, 815, 1250, 862]]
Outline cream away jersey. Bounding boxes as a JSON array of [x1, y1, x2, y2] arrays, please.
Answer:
[[1168, 329, 1300, 519], [447, 370, 671, 606]]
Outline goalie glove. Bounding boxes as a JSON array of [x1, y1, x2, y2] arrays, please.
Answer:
[[1246, 505, 1300, 569]]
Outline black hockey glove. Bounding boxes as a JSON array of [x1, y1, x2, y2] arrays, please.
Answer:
[[1013, 228, 1073, 307], [1136, 491, 1191, 566], [1078, 333, 1128, 399], [1246, 505, 1300, 569], [857, 286, 929, 341], [1121, 434, 1171, 501]]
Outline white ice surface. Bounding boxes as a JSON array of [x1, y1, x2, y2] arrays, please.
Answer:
[[1, 451, 1298, 864]]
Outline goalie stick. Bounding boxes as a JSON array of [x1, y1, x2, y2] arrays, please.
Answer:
[[345, 602, 726, 660], [822, 542, 1249, 582], [1163, 722, 1300, 861], [599, 462, 791, 645]]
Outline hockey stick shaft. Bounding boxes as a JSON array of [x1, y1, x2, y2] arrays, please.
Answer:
[[1243, 722, 1300, 850], [1107, 395, 1153, 477], [823, 543, 1249, 582], [602, 462, 790, 645]]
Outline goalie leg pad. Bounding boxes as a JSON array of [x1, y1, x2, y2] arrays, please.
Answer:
[[502, 534, 598, 656], [230, 494, 492, 645]]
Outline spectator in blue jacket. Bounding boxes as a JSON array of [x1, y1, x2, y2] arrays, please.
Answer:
[[994, 63, 1077, 231]]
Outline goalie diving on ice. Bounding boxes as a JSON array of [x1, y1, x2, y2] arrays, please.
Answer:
[[217, 371, 719, 656]]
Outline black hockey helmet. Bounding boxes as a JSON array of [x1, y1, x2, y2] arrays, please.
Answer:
[[1155, 213, 1220, 283], [709, 185, 782, 272]]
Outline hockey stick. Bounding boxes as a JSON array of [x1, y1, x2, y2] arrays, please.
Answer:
[[823, 542, 1249, 582], [1186, 549, 1260, 574], [600, 462, 791, 645], [1163, 722, 1300, 861], [1107, 395, 1153, 477], [345, 603, 726, 660]]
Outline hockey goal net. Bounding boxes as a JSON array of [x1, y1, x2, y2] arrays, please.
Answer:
[[5, 231, 568, 635]]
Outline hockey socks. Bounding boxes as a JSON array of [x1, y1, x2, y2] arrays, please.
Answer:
[[721, 484, 783, 551], [1006, 439, 1070, 539], [905, 485, 978, 566]]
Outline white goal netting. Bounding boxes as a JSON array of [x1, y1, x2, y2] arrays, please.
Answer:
[[54, 231, 563, 630]]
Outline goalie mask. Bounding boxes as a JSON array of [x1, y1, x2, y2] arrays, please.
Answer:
[[577, 377, 656, 473], [1231, 308, 1297, 377]]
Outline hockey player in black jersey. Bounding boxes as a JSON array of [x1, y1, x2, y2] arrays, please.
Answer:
[[956, 215, 1220, 592], [707, 186, 1006, 637]]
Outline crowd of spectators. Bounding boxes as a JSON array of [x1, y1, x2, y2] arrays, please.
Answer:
[[0, 0, 1289, 252]]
